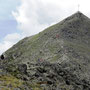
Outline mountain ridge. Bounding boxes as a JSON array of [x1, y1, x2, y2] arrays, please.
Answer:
[[0, 11, 90, 90]]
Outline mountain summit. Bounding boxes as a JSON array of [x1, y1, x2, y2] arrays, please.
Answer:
[[0, 12, 90, 89], [67, 11, 89, 20]]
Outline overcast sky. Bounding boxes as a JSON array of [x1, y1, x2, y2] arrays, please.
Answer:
[[0, 0, 90, 54]]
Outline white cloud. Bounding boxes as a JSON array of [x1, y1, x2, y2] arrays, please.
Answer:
[[0, 33, 24, 55], [12, 0, 90, 36], [12, 0, 78, 36], [0, 41, 12, 55], [12, 0, 90, 38], [13, 0, 90, 36], [4, 33, 22, 43]]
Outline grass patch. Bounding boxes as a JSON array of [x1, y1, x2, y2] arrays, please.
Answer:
[[0, 75, 23, 89]]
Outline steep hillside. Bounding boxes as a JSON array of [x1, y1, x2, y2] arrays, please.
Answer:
[[0, 11, 90, 90], [4, 11, 90, 64]]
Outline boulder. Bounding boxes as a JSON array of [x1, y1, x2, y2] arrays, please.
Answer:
[[18, 64, 27, 74]]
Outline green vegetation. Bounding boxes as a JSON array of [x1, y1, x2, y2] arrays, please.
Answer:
[[5, 64, 20, 77], [0, 75, 23, 89]]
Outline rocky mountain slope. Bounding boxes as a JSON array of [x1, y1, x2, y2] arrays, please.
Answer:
[[0, 11, 90, 90]]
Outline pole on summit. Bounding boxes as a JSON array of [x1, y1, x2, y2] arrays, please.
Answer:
[[78, 4, 80, 11]]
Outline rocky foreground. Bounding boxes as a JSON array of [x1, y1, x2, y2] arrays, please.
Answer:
[[0, 60, 89, 90]]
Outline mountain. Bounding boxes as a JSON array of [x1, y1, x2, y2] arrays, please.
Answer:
[[0, 11, 90, 90]]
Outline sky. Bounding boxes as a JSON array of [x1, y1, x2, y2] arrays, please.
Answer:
[[0, 0, 21, 39], [0, 0, 90, 54]]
